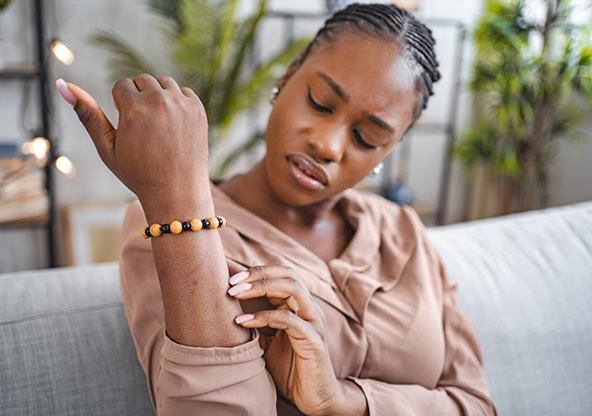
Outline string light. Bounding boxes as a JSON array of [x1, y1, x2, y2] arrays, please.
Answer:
[[20, 137, 75, 175], [50, 39, 74, 65], [21, 136, 51, 161], [55, 155, 74, 176]]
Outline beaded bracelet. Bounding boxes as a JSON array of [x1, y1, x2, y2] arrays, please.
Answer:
[[140, 215, 226, 239]]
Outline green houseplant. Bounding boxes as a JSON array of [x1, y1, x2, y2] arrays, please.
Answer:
[[89, 0, 311, 178], [0, 0, 13, 12], [456, 0, 592, 217]]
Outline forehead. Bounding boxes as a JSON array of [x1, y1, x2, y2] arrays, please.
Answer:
[[299, 33, 419, 123]]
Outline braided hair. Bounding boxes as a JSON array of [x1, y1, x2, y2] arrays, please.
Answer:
[[281, 3, 441, 129]]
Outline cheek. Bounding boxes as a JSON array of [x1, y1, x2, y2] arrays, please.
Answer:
[[267, 100, 314, 150]]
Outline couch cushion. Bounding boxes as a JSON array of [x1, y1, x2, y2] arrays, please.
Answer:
[[0, 262, 153, 416], [2, 202, 591, 416], [427, 201, 592, 416]]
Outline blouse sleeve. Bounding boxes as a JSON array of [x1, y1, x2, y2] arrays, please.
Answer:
[[347, 207, 497, 416], [118, 200, 278, 416]]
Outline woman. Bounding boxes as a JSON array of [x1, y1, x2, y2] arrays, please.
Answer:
[[57, 3, 496, 415]]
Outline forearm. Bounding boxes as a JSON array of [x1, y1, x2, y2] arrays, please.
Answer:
[[140, 181, 250, 348]]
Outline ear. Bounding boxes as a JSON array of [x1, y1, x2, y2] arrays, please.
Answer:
[[275, 55, 305, 92]]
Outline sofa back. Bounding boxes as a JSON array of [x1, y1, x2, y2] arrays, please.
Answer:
[[0, 262, 153, 415], [428, 201, 592, 416], [1, 202, 591, 415]]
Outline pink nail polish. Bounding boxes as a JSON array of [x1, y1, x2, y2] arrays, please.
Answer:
[[235, 314, 255, 324], [228, 282, 252, 296], [56, 78, 76, 105], [229, 270, 250, 285]]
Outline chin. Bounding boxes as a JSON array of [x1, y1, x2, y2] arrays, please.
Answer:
[[269, 172, 313, 207], [264, 155, 323, 207]]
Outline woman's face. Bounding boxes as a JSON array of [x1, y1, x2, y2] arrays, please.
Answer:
[[264, 32, 420, 207]]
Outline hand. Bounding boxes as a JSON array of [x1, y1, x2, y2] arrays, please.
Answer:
[[55, 74, 210, 202], [227, 265, 342, 416]]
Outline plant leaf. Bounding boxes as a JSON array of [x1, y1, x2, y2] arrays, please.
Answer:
[[87, 31, 157, 81]]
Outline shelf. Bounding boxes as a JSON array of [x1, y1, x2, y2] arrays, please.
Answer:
[[0, 212, 49, 229], [0, 65, 41, 79]]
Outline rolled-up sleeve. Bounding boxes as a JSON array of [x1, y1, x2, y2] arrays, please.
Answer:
[[347, 236, 497, 416], [119, 200, 277, 416]]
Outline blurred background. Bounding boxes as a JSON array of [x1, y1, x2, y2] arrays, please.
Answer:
[[0, 0, 591, 272]]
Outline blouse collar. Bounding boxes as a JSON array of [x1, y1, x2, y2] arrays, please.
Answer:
[[209, 177, 414, 325]]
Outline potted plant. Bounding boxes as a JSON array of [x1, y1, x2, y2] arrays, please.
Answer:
[[89, 0, 311, 178], [456, 0, 592, 219]]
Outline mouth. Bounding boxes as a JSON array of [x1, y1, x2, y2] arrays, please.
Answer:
[[286, 154, 329, 190]]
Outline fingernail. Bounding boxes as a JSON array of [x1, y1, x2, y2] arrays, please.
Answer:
[[235, 314, 255, 324], [228, 282, 252, 296], [229, 270, 250, 285], [56, 78, 76, 106]]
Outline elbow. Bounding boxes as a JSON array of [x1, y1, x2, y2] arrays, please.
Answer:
[[472, 394, 497, 416], [154, 365, 277, 415], [153, 331, 278, 415]]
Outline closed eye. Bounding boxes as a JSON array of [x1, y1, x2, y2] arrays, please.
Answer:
[[354, 129, 377, 150], [307, 86, 332, 114], [307, 86, 377, 151]]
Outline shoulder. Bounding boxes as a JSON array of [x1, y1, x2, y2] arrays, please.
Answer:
[[344, 187, 428, 242]]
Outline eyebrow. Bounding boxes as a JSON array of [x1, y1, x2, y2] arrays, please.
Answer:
[[315, 71, 396, 136]]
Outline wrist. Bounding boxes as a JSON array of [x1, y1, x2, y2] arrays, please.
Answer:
[[327, 379, 369, 416], [139, 181, 215, 225]]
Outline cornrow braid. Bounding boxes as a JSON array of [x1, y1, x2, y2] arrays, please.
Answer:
[[283, 2, 441, 127]]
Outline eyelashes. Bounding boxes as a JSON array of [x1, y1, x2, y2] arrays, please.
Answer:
[[306, 86, 377, 150], [307, 86, 332, 114], [353, 129, 376, 150]]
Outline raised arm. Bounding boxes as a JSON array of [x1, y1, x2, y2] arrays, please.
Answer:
[[56, 75, 277, 415]]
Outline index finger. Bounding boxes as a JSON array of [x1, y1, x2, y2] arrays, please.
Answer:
[[229, 265, 297, 285], [112, 78, 138, 112]]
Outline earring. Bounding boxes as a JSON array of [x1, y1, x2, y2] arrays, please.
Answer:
[[269, 86, 279, 105], [368, 162, 384, 178]]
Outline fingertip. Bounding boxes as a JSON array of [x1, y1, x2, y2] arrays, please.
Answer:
[[235, 314, 255, 325], [56, 78, 77, 106]]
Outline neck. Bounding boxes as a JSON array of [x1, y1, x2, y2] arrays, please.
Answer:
[[219, 156, 344, 229]]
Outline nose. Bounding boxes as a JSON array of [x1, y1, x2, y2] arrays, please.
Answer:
[[307, 122, 348, 164]]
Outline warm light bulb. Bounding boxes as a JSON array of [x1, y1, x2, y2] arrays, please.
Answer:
[[55, 155, 74, 175], [21, 142, 32, 154], [30, 137, 50, 160], [50, 40, 74, 66]]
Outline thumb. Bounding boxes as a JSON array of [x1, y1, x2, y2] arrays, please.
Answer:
[[56, 78, 116, 170]]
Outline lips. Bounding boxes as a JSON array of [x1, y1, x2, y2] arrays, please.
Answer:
[[287, 154, 329, 186]]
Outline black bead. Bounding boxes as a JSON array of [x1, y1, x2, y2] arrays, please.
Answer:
[[161, 224, 171, 233], [217, 217, 223, 227], [144, 227, 152, 238], [201, 219, 210, 228], [182, 221, 192, 231]]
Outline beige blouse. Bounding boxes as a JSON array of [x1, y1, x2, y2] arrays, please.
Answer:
[[119, 177, 497, 415]]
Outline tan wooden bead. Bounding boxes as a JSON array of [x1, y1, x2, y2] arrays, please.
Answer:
[[150, 223, 162, 237], [190, 218, 203, 232], [140, 227, 150, 239], [218, 216, 226, 228], [170, 220, 183, 234], [207, 216, 218, 229]]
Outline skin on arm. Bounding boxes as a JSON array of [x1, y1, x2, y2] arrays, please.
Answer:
[[142, 186, 250, 347], [57, 74, 249, 348]]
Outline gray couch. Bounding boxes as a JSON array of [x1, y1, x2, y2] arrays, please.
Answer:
[[1, 201, 591, 415]]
